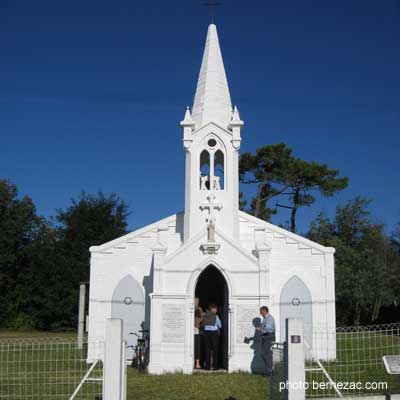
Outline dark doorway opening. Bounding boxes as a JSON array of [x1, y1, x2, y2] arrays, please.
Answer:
[[195, 265, 229, 370]]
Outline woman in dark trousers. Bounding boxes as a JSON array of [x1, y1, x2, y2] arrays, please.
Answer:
[[202, 304, 222, 370]]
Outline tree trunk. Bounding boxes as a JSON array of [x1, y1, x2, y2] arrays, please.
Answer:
[[254, 183, 263, 218], [354, 302, 361, 326], [372, 297, 381, 322], [290, 189, 300, 233]]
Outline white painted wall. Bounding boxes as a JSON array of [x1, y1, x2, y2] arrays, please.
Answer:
[[88, 210, 336, 368]]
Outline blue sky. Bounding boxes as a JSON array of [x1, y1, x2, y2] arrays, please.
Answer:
[[1, 0, 399, 234]]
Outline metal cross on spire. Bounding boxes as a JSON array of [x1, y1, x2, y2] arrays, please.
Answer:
[[201, 0, 223, 23]]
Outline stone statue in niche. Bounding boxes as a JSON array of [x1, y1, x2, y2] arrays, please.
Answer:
[[213, 176, 221, 190], [207, 220, 216, 242], [200, 175, 209, 190]]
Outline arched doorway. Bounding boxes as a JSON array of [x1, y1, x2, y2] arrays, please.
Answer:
[[280, 275, 313, 358], [195, 265, 229, 370], [111, 275, 145, 359]]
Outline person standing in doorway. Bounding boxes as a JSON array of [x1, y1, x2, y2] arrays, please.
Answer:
[[194, 297, 204, 369], [257, 306, 276, 375], [202, 304, 222, 370]]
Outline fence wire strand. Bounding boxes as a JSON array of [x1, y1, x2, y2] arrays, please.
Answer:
[[0, 337, 103, 400], [1, 323, 400, 399], [306, 323, 400, 398]]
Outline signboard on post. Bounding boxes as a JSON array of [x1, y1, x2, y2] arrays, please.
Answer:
[[383, 355, 400, 374], [286, 318, 305, 400], [291, 335, 301, 344]]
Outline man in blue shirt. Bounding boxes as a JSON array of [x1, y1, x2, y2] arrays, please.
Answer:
[[202, 304, 222, 370], [256, 306, 276, 375]]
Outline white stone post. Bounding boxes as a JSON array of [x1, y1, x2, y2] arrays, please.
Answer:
[[77, 283, 86, 350], [103, 318, 125, 400], [286, 318, 305, 400], [148, 295, 162, 374], [120, 338, 127, 400]]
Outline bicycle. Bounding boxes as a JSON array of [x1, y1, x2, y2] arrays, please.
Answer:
[[129, 329, 149, 373]]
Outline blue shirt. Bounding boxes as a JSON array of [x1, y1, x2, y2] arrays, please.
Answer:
[[261, 314, 276, 334], [204, 315, 222, 331]]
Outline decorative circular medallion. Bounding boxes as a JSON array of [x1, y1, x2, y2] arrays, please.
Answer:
[[123, 296, 133, 305], [291, 297, 301, 306]]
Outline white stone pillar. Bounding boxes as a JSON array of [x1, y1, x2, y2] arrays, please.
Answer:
[[152, 243, 167, 293], [254, 239, 271, 306], [183, 296, 194, 374], [103, 318, 125, 400], [148, 295, 163, 374], [286, 318, 305, 400]]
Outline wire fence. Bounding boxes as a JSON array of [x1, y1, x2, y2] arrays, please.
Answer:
[[306, 323, 400, 398], [0, 337, 103, 400], [1, 323, 400, 399], [270, 342, 287, 400]]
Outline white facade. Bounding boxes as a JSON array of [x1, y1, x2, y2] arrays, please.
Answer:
[[87, 24, 336, 373]]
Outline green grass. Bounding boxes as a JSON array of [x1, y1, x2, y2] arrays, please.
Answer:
[[1, 330, 400, 399], [0, 330, 77, 338], [0, 335, 102, 400], [305, 331, 400, 397], [126, 370, 270, 400]]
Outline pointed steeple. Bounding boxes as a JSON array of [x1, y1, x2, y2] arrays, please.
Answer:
[[231, 105, 241, 123], [181, 106, 195, 126], [192, 24, 232, 129]]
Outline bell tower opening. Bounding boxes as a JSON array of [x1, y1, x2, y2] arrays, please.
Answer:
[[200, 149, 211, 190], [214, 149, 224, 190], [199, 139, 225, 191], [195, 265, 229, 370]]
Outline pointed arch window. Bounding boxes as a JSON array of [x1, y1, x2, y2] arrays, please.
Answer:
[[200, 150, 211, 190], [199, 140, 225, 191], [214, 150, 224, 190]]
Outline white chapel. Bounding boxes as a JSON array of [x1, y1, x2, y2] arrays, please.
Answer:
[[87, 24, 336, 373]]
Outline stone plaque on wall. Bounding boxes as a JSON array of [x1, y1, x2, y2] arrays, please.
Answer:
[[162, 304, 185, 343], [236, 305, 260, 343]]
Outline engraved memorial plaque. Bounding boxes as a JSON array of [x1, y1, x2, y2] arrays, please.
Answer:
[[162, 304, 185, 343], [236, 305, 259, 343]]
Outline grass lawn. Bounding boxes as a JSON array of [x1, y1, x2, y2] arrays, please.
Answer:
[[1, 329, 399, 399], [126, 370, 270, 400], [305, 331, 400, 397], [0, 334, 102, 400], [0, 330, 76, 339]]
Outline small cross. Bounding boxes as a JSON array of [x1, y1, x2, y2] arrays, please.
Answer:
[[200, 194, 223, 223], [201, 0, 223, 23]]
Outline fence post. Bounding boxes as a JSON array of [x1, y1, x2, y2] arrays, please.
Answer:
[[77, 283, 86, 350], [286, 318, 305, 400], [103, 318, 125, 400]]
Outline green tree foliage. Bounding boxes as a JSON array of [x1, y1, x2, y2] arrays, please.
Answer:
[[278, 159, 348, 233], [392, 223, 400, 254], [239, 144, 348, 232], [239, 144, 293, 221], [56, 192, 128, 283], [52, 192, 129, 329], [0, 180, 45, 328], [308, 198, 400, 326], [0, 182, 129, 330]]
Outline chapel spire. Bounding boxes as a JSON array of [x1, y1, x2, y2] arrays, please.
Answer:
[[192, 24, 232, 129]]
